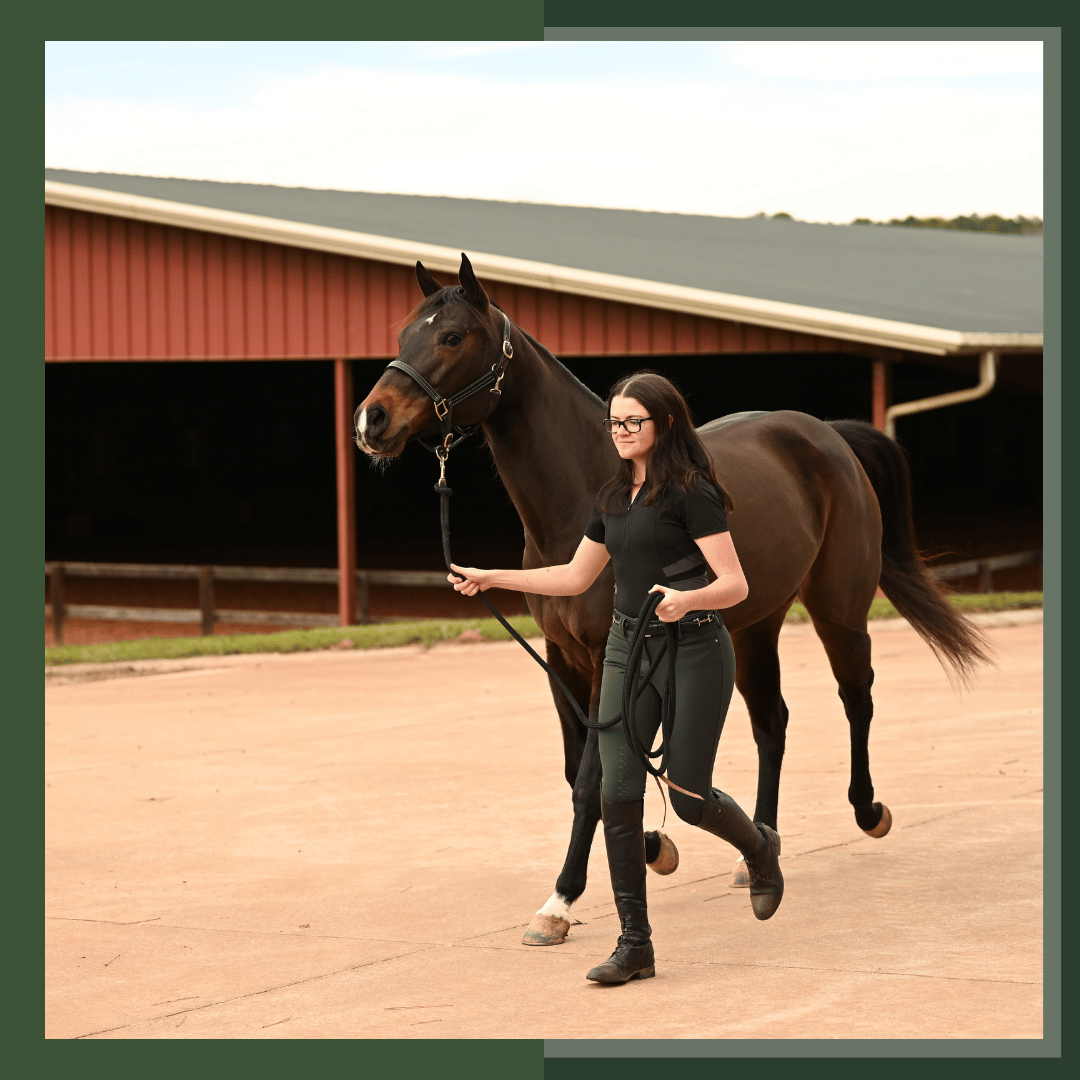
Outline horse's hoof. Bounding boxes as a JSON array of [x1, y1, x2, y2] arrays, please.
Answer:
[[522, 913, 570, 946], [863, 802, 893, 838], [647, 831, 679, 875], [730, 855, 750, 888]]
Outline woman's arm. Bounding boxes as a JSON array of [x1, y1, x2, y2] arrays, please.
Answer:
[[449, 536, 611, 598], [648, 530, 749, 622]]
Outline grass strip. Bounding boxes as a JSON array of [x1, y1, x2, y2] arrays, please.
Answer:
[[784, 590, 1043, 624], [46, 591, 1042, 667], [45, 615, 542, 667]]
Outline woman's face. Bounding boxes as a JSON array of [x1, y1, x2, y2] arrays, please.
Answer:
[[608, 394, 658, 467]]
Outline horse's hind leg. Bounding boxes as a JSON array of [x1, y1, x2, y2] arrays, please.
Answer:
[[731, 604, 794, 830], [522, 642, 603, 946], [801, 483, 892, 839], [728, 605, 793, 886], [807, 613, 891, 838]]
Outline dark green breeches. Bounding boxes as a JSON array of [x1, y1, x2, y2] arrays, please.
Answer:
[[597, 618, 737, 825]]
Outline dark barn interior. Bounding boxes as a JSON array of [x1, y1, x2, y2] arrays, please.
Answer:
[[46, 351, 1043, 605]]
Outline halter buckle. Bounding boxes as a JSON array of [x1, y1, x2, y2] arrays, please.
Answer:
[[434, 398, 450, 421], [503, 340, 513, 360]]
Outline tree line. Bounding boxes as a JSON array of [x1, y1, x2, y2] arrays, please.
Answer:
[[754, 211, 1042, 234], [850, 213, 1043, 235]]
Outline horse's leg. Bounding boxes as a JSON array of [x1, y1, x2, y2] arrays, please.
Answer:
[[727, 604, 793, 886], [802, 558, 892, 839], [549, 641, 589, 790], [522, 642, 603, 946], [732, 605, 794, 828], [809, 617, 891, 836]]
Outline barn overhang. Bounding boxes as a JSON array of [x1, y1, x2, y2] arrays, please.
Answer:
[[47, 181, 1041, 360]]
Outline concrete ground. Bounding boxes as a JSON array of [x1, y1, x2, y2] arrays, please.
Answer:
[[45, 613, 1044, 1040]]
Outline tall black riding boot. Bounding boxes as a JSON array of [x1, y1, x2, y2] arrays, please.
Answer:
[[696, 789, 784, 920], [586, 797, 656, 984]]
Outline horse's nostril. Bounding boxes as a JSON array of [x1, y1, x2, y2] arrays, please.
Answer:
[[361, 404, 389, 440]]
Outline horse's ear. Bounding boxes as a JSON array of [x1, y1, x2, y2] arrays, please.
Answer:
[[416, 261, 444, 298], [458, 253, 489, 311]]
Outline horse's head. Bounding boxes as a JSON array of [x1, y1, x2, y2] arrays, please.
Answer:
[[355, 253, 510, 458]]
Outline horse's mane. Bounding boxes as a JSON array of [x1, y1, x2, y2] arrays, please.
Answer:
[[514, 325, 606, 411]]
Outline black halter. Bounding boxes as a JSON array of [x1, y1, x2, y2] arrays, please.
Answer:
[[384, 309, 514, 456]]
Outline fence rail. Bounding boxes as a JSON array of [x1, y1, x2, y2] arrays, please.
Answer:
[[928, 549, 1043, 592], [45, 549, 1042, 645], [45, 561, 453, 644]]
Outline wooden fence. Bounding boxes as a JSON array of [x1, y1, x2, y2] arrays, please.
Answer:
[[45, 562, 453, 645], [45, 549, 1041, 646], [927, 549, 1042, 592]]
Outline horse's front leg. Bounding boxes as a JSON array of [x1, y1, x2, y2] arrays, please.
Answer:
[[522, 647, 603, 946], [522, 728, 602, 945]]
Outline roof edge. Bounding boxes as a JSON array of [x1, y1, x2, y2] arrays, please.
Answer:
[[45, 181, 1042, 357]]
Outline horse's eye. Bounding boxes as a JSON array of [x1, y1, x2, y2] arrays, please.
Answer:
[[444, 333, 463, 347]]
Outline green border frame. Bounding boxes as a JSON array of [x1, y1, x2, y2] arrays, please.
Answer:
[[29, 9, 1061, 1073]]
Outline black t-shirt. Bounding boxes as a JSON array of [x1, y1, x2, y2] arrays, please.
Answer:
[[584, 478, 729, 615]]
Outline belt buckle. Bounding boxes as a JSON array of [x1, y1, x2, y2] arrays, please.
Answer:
[[692, 612, 715, 627]]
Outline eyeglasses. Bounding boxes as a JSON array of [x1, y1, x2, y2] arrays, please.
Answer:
[[603, 417, 654, 434]]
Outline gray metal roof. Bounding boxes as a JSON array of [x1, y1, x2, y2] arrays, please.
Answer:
[[45, 169, 1042, 334]]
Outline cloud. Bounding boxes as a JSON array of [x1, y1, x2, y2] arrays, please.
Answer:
[[45, 59, 1043, 221], [408, 41, 558, 60], [721, 40, 1043, 81]]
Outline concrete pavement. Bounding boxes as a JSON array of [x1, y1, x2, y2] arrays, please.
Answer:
[[45, 617, 1044, 1040]]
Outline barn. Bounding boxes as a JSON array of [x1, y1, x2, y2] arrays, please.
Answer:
[[44, 169, 1043, 637]]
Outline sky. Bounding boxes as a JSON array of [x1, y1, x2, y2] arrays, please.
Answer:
[[44, 40, 1044, 224]]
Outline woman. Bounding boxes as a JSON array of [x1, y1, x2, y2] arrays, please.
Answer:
[[449, 371, 783, 985]]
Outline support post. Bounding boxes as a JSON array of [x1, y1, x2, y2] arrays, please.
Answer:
[[871, 359, 890, 432], [334, 358, 358, 626], [198, 566, 215, 636], [49, 562, 66, 646]]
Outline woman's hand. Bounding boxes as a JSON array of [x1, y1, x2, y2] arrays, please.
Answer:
[[449, 564, 494, 596], [445, 540, 609, 599], [648, 584, 692, 622]]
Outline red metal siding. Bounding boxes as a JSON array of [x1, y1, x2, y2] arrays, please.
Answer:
[[46, 206, 865, 361]]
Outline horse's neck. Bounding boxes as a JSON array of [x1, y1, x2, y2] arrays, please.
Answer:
[[483, 338, 612, 564]]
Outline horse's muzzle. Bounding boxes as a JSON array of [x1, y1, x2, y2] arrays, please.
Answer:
[[355, 402, 402, 456]]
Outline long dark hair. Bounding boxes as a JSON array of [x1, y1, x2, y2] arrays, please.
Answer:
[[596, 371, 734, 513]]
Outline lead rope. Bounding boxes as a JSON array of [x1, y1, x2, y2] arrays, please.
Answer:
[[434, 444, 703, 826]]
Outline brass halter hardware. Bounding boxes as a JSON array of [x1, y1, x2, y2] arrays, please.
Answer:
[[436, 433, 454, 487]]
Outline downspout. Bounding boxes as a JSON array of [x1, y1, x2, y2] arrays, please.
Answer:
[[884, 349, 997, 439]]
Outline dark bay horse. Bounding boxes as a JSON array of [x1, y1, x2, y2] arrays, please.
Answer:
[[355, 254, 990, 945]]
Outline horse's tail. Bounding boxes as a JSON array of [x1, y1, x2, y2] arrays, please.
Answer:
[[827, 419, 992, 683]]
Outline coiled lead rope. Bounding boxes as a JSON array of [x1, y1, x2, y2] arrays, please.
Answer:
[[436, 456, 703, 820]]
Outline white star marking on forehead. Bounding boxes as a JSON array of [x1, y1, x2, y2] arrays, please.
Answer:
[[422, 312, 438, 326]]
